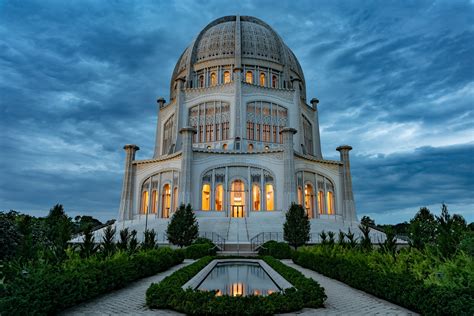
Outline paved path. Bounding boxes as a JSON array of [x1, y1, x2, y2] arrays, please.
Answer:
[[61, 260, 194, 315], [279, 260, 418, 316]]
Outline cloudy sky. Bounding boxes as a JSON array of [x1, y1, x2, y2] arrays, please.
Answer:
[[1, 0, 473, 224]]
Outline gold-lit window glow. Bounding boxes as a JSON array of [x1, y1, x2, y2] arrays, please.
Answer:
[[151, 190, 158, 213], [304, 184, 314, 218], [245, 71, 253, 84], [162, 184, 171, 218], [215, 184, 224, 211], [222, 143, 228, 150], [297, 186, 303, 205], [231, 283, 244, 297], [231, 180, 245, 217], [224, 71, 231, 83], [265, 184, 274, 211], [202, 183, 211, 210], [327, 191, 334, 215], [259, 73, 266, 86], [173, 187, 178, 212], [210, 72, 217, 86], [141, 191, 149, 214], [252, 184, 261, 211], [318, 190, 324, 214]]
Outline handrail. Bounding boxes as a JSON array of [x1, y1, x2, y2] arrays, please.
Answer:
[[250, 231, 283, 251], [199, 231, 226, 251]]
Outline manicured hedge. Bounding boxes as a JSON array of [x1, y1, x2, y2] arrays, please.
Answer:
[[146, 256, 326, 315], [184, 243, 217, 259], [0, 247, 184, 315], [258, 241, 293, 259], [293, 249, 474, 316]]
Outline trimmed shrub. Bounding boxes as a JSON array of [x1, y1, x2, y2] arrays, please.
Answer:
[[258, 241, 293, 259], [293, 247, 474, 316], [0, 247, 184, 315], [146, 256, 326, 315], [184, 243, 217, 259]]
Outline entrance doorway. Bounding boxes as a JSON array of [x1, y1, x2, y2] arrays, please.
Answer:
[[232, 205, 244, 218], [230, 180, 245, 217]]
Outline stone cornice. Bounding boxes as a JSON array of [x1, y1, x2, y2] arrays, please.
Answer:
[[295, 152, 342, 166], [193, 148, 284, 155], [132, 151, 182, 165]]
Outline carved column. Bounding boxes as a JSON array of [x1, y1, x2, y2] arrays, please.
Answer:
[[178, 127, 196, 206], [336, 145, 357, 221], [280, 127, 297, 211], [118, 144, 139, 221], [154, 98, 165, 158], [174, 78, 186, 151], [291, 78, 302, 152], [310, 98, 323, 159]]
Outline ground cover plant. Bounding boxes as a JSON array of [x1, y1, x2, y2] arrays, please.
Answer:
[[146, 256, 326, 315]]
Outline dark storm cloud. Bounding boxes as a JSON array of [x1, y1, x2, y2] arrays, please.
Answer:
[[0, 0, 472, 222]]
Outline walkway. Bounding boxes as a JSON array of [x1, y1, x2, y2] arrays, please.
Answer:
[[279, 260, 418, 315], [60, 260, 194, 315]]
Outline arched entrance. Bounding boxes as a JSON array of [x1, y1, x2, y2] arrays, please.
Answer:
[[304, 184, 314, 219], [230, 180, 245, 217]]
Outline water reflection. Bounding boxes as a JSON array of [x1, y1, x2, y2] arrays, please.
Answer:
[[197, 262, 280, 296]]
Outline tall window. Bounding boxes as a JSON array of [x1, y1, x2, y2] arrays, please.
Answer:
[[151, 190, 158, 213], [201, 184, 211, 210], [305, 184, 314, 218], [263, 124, 271, 142], [199, 75, 204, 87], [327, 191, 334, 215], [252, 184, 261, 211], [222, 122, 229, 139], [173, 187, 178, 212], [302, 116, 313, 155], [245, 71, 253, 84], [162, 184, 171, 218], [265, 184, 274, 211], [272, 75, 278, 88], [246, 122, 254, 140], [246, 102, 287, 144], [318, 190, 324, 214], [255, 123, 261, 141], [210, 72, 217, 86], [162, 115, 174, 154], [188, 102, 230, 143], [224, 71, 231, 84], [141, 191, 149, 214], [259, 73, 266, 86], [215, 184, 224, 211], [297, 186, 303, 205]]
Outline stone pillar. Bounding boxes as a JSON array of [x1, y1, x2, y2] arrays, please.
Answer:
[[233, 67, 242, 140], [118, 144, 140, 221], [174, 78, 186, 151], [336, 145, 357, 221], [153, 97, 165, 158], [280, 127, 297, 211], [310, 98, 323, 159], [178, 127, 196, 206], [291, 78, 302, 152]]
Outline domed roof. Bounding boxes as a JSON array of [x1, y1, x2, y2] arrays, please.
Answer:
[[170, 16, 305, 98]]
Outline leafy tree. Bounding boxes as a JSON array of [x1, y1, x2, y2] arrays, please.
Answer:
[[360, 216, 375, 227], [283, 203, 310, 250], [436, 204, 467, 258], [345, 228, 358, 248], [101, 225, 116, 257], [129, 229, 139, 253], [74, 215, 103, 234], [80, 224, 98, 258], [409, 207, 436, 250], [142, 229, 157, 250], [459, 231, 474, 257], [45, 204, 73, 261], [0, 211, 21, 260], [358, 224, 372, 251], [117, 228, 130, 251], [167, 204, 199, 248]]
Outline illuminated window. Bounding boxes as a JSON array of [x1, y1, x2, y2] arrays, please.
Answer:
[[248, 143, 254, 152], [327, 191, 334, 215], [297, 186, 303, 205], [260, 73, 266, 86], [318, 190, 324, 214], [245, 71, 253, 84], [222, 143, 228, 150], [210, 72, 217, 86], [252, 184, 261, 211], [215, 184, 224, 211], [272, 75, 278, 88], [201, 183, 211, 210], [199, 75, 204, 87], [173, 187, 178, 212], [151, 190, 158, 213], [246, 122, 254, 140], [141, 191, 149, 214], [265, 184, 274, 211], [161, 184, 171, 218], [224, 71, 231, 83], [304, 184, 314, 218], [230, 180, 245, 217]]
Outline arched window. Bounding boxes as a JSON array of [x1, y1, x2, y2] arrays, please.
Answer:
[[318, 190, 324, 214], [327, 191, 334, 215], [173, 187, 178, 212], [265, 184, 274, 211], [151, 190, 158, 213], [260, 73, 266, 86], [202, 183, 211, 211], [230, 180, 245, 217], [162, 184, 171, 218], [199, 75, 204, 87], [304, 184, 314, 218], [210, 72, 217, 86], [297, 186, 303, 205], [245, 71, 253, 84], [272, 75, 278, 88], [252, 184, 261, 211], [248, 143, 254, 152], [215, 184, 224, 211], [224, 71, 231, 84], [222, 143, 228, 150], [141, 191, 149, 214]]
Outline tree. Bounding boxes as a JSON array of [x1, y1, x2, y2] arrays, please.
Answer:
[[408, 207, 436, 250], [167, 204, 199, 247], [74, 215, 103, 234], [380, 227, 397, 255], [117, 228, 130, 251], [80, 224, 98, 258], [283, 203, 310, 250], [101, 225, 116, 257], [436, 204, 467, 258], [360, 216, 375, 227], [129, 229, 139, 253], [358, 224, 373, 251], [142, 229, 157, 250], [45, 204, 73, 261], [0, 211, 21, 260]]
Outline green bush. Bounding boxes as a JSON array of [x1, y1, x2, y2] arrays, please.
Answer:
[[184, 243, 217, 259], [0, 247, 184, 315], [258, 241, 293, 259], [146, 256, 326, 315], [293, 246, 474, 315]]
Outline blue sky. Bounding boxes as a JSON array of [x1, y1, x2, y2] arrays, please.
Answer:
[[1, 0, 473, 224]]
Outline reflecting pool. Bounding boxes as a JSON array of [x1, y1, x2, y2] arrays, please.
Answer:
[[197, 261, 280, 296]]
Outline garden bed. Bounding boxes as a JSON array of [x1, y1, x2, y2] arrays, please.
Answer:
[[146, 255, 326, 315]]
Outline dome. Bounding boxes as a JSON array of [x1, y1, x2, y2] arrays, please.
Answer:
[[170, 15, 306, 99]]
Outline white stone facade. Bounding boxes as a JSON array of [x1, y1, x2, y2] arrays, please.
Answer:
[[117, 15, 358, 242]]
